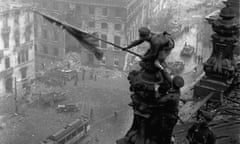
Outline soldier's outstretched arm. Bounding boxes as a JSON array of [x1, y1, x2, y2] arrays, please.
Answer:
[[124, 39, 144, 50]]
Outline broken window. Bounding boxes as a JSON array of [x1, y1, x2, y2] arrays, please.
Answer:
[[53, 2, 59, 11], [17, 53, 21, 64], [114, 24, 122, 31], [76, 4, 81, 14], [2, 30, 10, 49], [114, 57, 119, 66], [5, 77, 13, 93], [20, 67, 27, 80], [53, 47, 59, 56], [42, 28, 48, 39], [5, 57, 10, 69], [34, 44, 38, 52], [115, 8, 122, 17], [25, 49, 29, 61], [101, 34, 107, 48], [114, 36, 121, 50], [2, 14, 8, 26], [68, 3, 75, 17], [14, 29, 20, 47], [25, 12, 30, 24], [53, 29, 59, 41], [89, 6, 95, 15], [88, 21, 95, 28], [43, 45, 48, 54], [25, 24, 32, 41], [101, 23, 108, 29], [18, 49, 29, 64], [102, 8, 108, 16], [14, 11, 20, 25]]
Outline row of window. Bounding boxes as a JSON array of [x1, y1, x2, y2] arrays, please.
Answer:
[[2, 11, 30, 27], [18, 49, 29, 65], [41, 28, 59, 42], [88, 22, 122, 31], [100, 34, 121, 50], [41, 28, 122, 50], [41, 1, 124, 18], [42, 17, 122, 32], [87, 6, 123, 17], [4, 66, 27, 93], [41, 44, 59, 57], [2, 49, 29, 70], [1, 24, 32, 49]]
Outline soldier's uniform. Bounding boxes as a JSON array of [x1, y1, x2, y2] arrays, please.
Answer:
[[124, 27, 154, 50], [125, 27, 175, 72], [186, 121, 216, 144], [117, 28, 181, 144], [186, 110, 216, 144]]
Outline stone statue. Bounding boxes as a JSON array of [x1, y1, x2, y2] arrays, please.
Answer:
[[117, 28, 184, 144]]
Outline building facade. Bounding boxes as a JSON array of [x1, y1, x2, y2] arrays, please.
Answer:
[[19, 0, 150, 71], [147, 0, 168, 19], [31, 0, 66, 71], [0, 2, 35, 96], [53, 0, 130, 70], [45, 0, 148, 71]]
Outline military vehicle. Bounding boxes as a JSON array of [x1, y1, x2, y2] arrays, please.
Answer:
[[167, 61, 185, 75], [181, 43, 194, 57]]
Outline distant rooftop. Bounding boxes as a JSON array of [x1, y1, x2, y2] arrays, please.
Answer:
[[57, 0, 134, 8]]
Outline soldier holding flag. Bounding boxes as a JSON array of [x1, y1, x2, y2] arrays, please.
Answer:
[[34, 9, 182, 144], [124, 27, 175, 72]]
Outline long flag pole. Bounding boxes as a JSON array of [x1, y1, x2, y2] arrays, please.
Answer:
[[32, 9, 143, 59], [88, 35, 143, 59]]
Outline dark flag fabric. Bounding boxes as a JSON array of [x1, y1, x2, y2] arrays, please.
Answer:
[[36, 10, 103, 60]]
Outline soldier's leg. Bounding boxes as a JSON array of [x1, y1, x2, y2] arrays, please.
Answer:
[[162, 114, 178, 144]]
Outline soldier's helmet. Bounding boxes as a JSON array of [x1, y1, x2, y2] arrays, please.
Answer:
[[198, 109, 214, 128], [138, 27, 151, 38], [172, 75, 184, 88]]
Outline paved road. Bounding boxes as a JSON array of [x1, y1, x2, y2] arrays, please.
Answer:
[[168, 26, 212, 71], [0, 80, 130, 144], [82, 108, 132, 144]]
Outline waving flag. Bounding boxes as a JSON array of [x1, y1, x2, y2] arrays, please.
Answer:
[[35, 10, 103, 60]]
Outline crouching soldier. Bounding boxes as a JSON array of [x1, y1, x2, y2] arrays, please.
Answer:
[[124, 27, 174, 72], [186, 110, 216, 144]]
